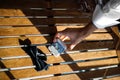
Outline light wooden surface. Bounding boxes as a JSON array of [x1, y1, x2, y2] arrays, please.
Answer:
[[0, 0, 120, 80]]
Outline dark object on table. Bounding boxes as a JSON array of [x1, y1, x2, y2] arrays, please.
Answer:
[[19, 38, 49, 71]]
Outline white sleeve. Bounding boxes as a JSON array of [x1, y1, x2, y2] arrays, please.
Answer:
[[92, 4, 120, 28]]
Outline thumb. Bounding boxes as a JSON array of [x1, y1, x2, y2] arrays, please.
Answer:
[[69, 39, 82, 50], [69, 41, 79, 50], [70, 44, 76, 50]]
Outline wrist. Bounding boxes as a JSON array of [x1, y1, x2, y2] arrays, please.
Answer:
[[82, 22, 97, 37]]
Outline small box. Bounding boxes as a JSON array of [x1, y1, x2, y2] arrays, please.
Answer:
[[48, 39, 66, 57]]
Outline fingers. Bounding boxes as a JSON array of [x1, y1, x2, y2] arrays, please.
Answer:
[[53, 32, 69, 42], [54, 33, 81, 50], [53, 33, 61, 42], [59, 35, 66, 40], [62, 36, 69, 41]]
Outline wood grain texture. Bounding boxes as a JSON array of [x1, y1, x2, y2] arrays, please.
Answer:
[[0, 0, 119, 80], [0, 18, 90, 25], [0, 27, 109, 35], [111, 27, 120, 63], [0, 59, 118, 79], [0, 0, 94, 9], [0, 0, 47, 9], [1, 50, 117, 67], [0, 9, 92, 16], [38, 67, 120, 80], [104, 76, 120, 80]]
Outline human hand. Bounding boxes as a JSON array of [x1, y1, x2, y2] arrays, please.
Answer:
[[54, 28, 87, 50], [54, 22, 97, 50]]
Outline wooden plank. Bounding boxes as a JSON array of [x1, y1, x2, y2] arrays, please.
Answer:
[[0, 66, 119, 80], [0, 27, 42, 35], [38, 67, 120, 80], [116, 40, 120, 63], [14, 51, 119, 64], [74, 40, 114, 50], [1, 64, 119, 80], [111, 27, 120, 63], [0, 0, 95, 9], [0, 27, 57, 35], [111, 27, 120, 45], [0, 0, 47, 9], [85, 33, 113, 40], [0, 9, 92, 16], [0, 1, 118, 80], [0, 72, 10, 80], [51, 0, 96, 9], [0, 27, 109, 36], [0, 41, 114, 58], [0, 46, 49, 57], [0, 41, 115, 57], [0, 18, 90, 25], [0, 39, 114, 52], [0, 37, 49, 46], [57, 27, 109, 33], [0, 59, 118, 79], [1, 50, 117, 67], [0, 33, 113, 45], [51, 0, 79, 8], [38, 74, 81, 80], [104, 76, 120, 80], [0, 9, 26, 16]]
